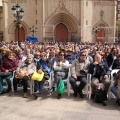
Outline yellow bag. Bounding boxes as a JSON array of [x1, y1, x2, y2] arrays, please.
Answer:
[[31, 71, 44, 82]]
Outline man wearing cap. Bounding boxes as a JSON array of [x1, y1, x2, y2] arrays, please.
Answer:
[[65, 48, 76, 64], [70, 51, 90, 98]]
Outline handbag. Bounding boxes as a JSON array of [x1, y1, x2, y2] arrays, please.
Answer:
[[31, 71, 44, 82], [57, 80, 65, 94]]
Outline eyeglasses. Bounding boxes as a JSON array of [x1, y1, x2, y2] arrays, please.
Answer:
[[19, 52, 23, 54]]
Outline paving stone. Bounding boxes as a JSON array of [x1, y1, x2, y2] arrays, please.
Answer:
[[0, 92, 120, 120]]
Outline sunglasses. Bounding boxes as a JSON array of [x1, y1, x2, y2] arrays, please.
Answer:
[[36, 55, 40, 56], [59, 54, 64, 56], [81, 54, 86, 56]]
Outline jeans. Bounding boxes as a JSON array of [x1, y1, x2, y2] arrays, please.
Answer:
[[54, 71, 67, 87], [13, 76, 29, 93], [111, 86, 120, 101], [34, 77, 46, 94], [0, 75, 12, 92], [70, 76, 87, 93]]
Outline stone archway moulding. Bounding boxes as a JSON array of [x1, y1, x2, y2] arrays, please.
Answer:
[[44, 0, 78, 33], [8, 22, 29, 34], [45, 13, 78, 33]]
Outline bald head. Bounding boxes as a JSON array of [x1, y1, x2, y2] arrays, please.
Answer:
[[94, 53, 102, 63]]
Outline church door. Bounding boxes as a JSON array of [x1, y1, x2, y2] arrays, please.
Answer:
[[15, 27, 25, 42], [55, 23, 68, 42], [97, 28, 105, 43]]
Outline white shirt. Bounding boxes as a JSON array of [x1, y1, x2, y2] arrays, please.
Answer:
[[53, 60, 70, 71]]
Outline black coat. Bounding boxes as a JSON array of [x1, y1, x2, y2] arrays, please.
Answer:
[[88, 60, 110, 79], [106, 54, 114, 67], [112, 59, 120, 69]]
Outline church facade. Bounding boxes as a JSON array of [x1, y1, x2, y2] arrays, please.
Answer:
[[0, 0, 117, 43]]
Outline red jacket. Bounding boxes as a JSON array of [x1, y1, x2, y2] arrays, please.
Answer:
[[0, 58, 18, 72]]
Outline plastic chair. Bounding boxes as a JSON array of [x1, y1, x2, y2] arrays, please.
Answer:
[[108, 69, 120, 100], [30, 71, 53, 95], [10, 71, 16, 92], [86, 74, 92, 99], [10, 71, 35, 95], [65, 68, 71, 96], [52, 68, 71, 96]]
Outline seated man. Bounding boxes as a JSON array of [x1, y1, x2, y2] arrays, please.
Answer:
[[88, 53, 110, 100], [64, 48, 75, 64], [111, 70, 120, 106], [53, 51, 70, 99], [70, 51, 90, 98]]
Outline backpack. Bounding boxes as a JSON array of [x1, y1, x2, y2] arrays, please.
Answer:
[[95, 89, 107, 106]]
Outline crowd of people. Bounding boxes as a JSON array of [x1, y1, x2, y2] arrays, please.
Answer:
[[0, 41, 120, 106]]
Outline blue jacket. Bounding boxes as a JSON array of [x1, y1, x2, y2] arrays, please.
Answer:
[[65, 55, 75, 64]]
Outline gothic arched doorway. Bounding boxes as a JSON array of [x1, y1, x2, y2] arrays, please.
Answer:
[[55, 23, 68, 42], [15, 27, 25, 42], [97, 28, 105, 43]]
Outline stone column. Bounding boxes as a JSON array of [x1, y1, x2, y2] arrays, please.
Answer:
[[42, 0, 45, 38], [113, 1, 117, 43], [2, 0, 9, 42], [80, 0, 86, 43]]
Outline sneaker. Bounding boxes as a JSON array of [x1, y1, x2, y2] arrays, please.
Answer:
[[10, 91, 18, 96], [4, 89, 11, 93], [73, 92, 77, 97], [10, 92, 15, 96], [50, 87, 55, 92], [23, 93, 28, 98], [102, 101, 107, 106], [57, 94, 61, 99], [0, 90, 5, 95], [33, 93, 38, 100], [91, 94, 95, 99], [116, 100, 120, 106], [79, 92, 84, 98]]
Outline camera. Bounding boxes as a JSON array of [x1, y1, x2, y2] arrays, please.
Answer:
[[80, 69, 87, 75]]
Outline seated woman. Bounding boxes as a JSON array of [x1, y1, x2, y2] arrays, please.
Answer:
[[39, 52, 52, 75], [34, 51, 41, 65], [12, 54, 36, 98], [0, 51, 18, 94], [33, 53, 51, 100], [53, 51, 70, 99], [16, 49, 26, 66], [111, 70, 120, 106]]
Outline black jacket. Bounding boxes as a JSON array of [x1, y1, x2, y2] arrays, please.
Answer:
[[112, 59, 120, 69], [106, 54, 114, 67], [88, 60, 110, 79]]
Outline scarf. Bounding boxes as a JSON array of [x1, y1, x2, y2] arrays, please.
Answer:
[[40, 59, 52, 74]]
